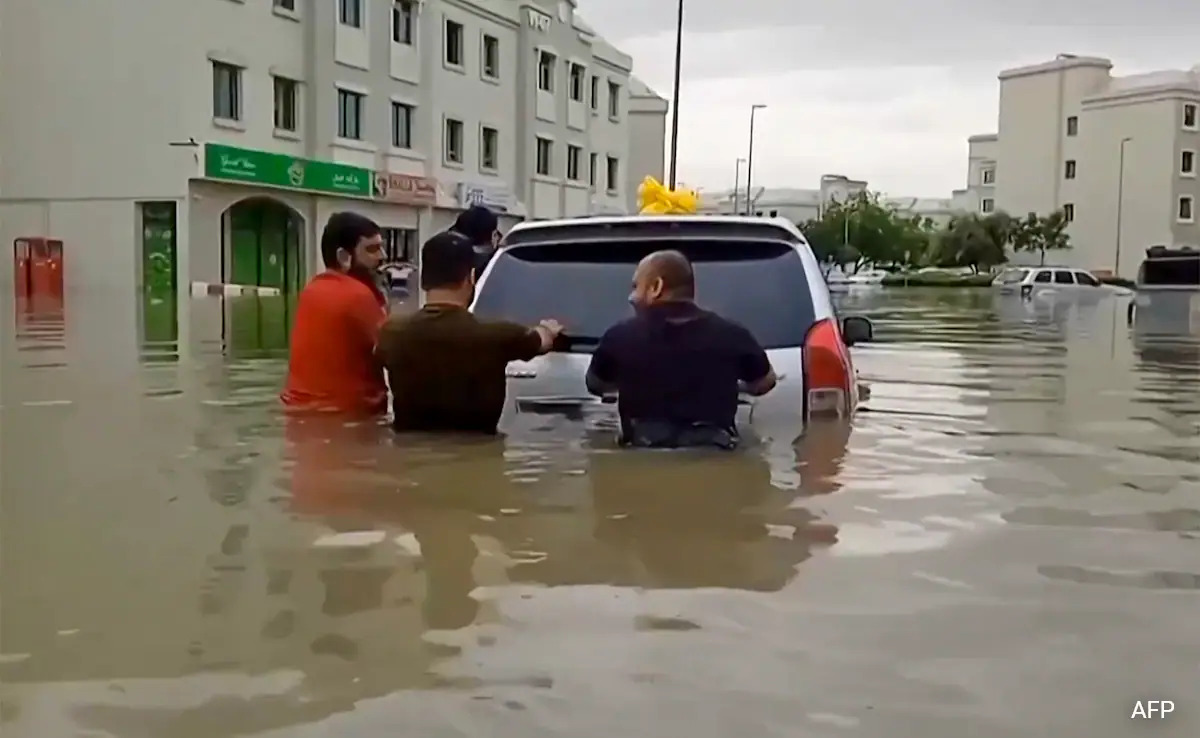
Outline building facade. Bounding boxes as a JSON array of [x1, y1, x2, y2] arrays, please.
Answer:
[[963, 55, 1199, 276], [0, 0, 666, 294]]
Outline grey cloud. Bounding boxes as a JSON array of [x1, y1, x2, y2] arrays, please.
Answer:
[[576, 0, 1200, 41]]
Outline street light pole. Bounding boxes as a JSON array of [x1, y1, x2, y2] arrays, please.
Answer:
[[732, 157, 745, 214], [1115, 136, 1131, 275], [743, 104, 766, 214], [666, 0, 684, 188]]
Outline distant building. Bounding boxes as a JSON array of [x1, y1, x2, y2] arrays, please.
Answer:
[[963, 55, 1199, 276], [697, 174, 957, 227], [625, 76, 669, 213]]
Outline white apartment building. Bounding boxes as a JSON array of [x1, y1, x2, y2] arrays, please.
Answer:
[[0, 0, 666, 294], [698, 174, 959, 228], [963, 55, 1199, 276]]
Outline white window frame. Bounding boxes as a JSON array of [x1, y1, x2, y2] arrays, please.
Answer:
[[1183, 103, 1198, 131], [1181, 149, 1196, 177], [273, 0, 297, 15], [443, 117, 464, 165], [605, 155, 619, 193], [980, 167, 994, 185], [566, 144, 582, 181], [390, 99, 414, 149], [480, 125, 499, 171], [481, 33, 500, 80], [272, 76, 298, 133], [568, 62, 586, 102], [980, 198, 994, 213], [391, 1, 414, 45], [589, 75, 599, 111], [1065, 115, 1078, 136], [535, 136, 553, 176], [212, 61, 242, 122], [1178, 195, 1195, 223], [607, 81, 620, 120], [336, 87, 365, 140], [443, 18, 464, 69], [537, 50, 556, 92], [1064, 159, 1076, 179], [1062, 203, 1075, 222], [338, 0, 363, 28]]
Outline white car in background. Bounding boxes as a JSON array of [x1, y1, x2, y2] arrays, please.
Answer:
[[992, 266, 1132, 298]]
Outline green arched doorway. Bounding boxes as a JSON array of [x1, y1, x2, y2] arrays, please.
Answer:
[[223, 197, 305, 292]]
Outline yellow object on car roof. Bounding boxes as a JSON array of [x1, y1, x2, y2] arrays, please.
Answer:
[[637, 176, 698, 214]]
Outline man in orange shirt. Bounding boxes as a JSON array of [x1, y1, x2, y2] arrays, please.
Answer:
[[281, 212, 388, 415]]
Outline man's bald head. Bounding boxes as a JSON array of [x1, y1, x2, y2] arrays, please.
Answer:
[[634, 250, 695, 301]]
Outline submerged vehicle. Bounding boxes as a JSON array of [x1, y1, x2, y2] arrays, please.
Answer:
[[1127, 246, 1200, 334], [470, 216, 873, 437], [992, 266, 1129, 298]]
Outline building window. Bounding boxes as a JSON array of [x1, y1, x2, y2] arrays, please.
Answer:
[[566, 144, 582, 180], [537, 51, 556, 92], [482, 34, 500, 78], [1065, 116, 1078, 136], [568, 63, 585, 102], [589, 75, 599, 110], [337, 88, 364, 140], [1064, 159, 1076, 179], [481, 126, 499, 170], [1182, 150, 1196, 176], [274, 0, 296, 12], [588, 153, 597, 186], [980, 198, 994, 213], [392, 1, 414, 44], [535, 137, 552, 176], [212, 62, 241, 121], [273, 77, 298, 132], [391, 101, 413, 148], [1184, 103, 1198, 130], [444, 118, 464, 164], [444, 19, 464, 67], [338, 0, 362, 28], [605, 156, 619, 192], [1062, 203, 1075, 222], [1179, 196, 1195, 222], [607, 81, 620, 119], [981, 167, 994, 185]]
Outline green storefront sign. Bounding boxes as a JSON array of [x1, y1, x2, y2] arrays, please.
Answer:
[[204, 143, 372, 197]]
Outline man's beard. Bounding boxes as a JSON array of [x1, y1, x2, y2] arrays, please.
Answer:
[[347, 260, 383, 295]]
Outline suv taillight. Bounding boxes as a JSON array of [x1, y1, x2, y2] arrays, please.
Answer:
[[804, 318, 852, 419]]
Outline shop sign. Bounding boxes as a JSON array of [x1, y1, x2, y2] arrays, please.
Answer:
[[457, 182, 511, 212], [203, 143, 372, 197], [372, 171, 438, 206]]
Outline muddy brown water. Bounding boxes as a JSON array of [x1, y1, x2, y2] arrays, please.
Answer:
[[1, 288, 1198, 737]]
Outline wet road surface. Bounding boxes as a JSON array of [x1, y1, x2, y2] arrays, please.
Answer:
[[1, 287, 1198, 737]]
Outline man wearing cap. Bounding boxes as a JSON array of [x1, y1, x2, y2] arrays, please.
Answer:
[[377, 231, 564, 434], [449, 205, 501, 276]]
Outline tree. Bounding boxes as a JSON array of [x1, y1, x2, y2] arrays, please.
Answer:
[[932, 214, 1009, 273], [799, 192, 923, 272], [1011, 210, 1071, 265]]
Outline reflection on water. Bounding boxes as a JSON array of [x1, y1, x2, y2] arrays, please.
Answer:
[[2, 287, 1198, 737]]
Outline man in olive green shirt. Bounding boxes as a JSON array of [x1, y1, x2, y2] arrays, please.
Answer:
[[377, 231, 563, 434]]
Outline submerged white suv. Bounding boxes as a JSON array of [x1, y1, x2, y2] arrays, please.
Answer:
[[469, 215, 873, 438]]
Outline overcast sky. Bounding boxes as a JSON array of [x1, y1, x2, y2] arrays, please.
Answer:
[[574, 0, 1200, 198]]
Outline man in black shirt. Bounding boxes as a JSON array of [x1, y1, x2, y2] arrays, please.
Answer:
[[449, 205, 501, 276], [378, 231, 563, 433], [585, 250, 777, 448]]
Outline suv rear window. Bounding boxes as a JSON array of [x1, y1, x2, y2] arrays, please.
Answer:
[[472, 239, 816, 350], [1140, 256, 1200, 287]]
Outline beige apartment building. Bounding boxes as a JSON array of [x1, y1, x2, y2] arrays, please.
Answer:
[[964, 55, 1199, 276]]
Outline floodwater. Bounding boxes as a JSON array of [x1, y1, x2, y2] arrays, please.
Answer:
[[1, 287, 1198, 737]]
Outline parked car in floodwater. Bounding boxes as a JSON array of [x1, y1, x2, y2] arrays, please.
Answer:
[[470, 215, 874, 439], [992, 266, 1131, 298], [1127, 246, 1200, 335]]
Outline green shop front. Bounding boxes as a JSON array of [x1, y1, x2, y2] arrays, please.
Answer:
[[200, 143, 373, 292]]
